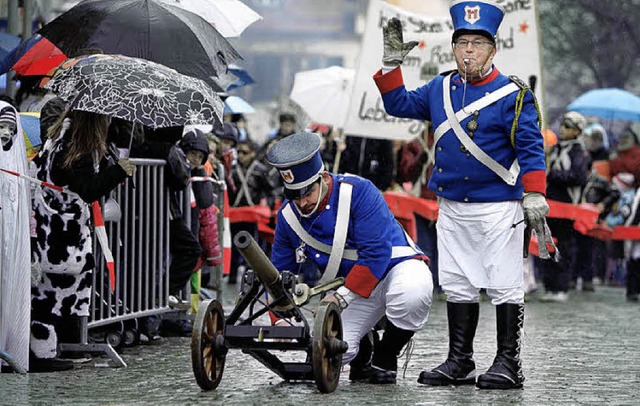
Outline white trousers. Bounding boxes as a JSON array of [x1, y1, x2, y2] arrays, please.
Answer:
[[437, 198, 525, 304], [340, 259, 433, 365]]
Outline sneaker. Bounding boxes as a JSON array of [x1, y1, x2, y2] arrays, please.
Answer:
[[539, 292, 568, 303], [168, 295, 190, 310]]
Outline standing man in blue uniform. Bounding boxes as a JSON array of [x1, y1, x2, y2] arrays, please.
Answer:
[[373, 0, 549, 390], [266, 132, 433, 384]]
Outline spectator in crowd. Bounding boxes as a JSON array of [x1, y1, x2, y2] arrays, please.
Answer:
[[539, 111, 589, 302], [178, 129, 222, 272], [374, 1, 548, 390], [575, 158, 620, 291], [228, 140, 280, 284], [30, 110, 135, 371], [605, 173, 639, 301], [583, 123, 610, 162], [131, 126, 202, 317], [266, 132, 433, 384], [212, 122, 239, 195], [259, 112, 297, 159], [0, 100, 30, 373], [339, 136, 395, 191], [609, 126, 640, 187], [229, 113, 254, 144]]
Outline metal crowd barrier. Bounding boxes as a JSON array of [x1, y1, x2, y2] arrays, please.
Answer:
[[61, 158, 171, 367], [61, 159, 228, 367]]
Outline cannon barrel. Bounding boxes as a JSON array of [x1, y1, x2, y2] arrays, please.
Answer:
[[233, 231, 294, 312]]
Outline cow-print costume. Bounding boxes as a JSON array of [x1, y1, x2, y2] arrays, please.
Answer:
[[30, 118, 129, 359]]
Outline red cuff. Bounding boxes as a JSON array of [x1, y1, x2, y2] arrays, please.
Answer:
[[345, 264, 380, 298], [522, 170, 546, 195], [373, 67, 404, 94]]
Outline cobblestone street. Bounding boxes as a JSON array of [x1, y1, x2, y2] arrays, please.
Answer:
[[2, 284, 639, 405]]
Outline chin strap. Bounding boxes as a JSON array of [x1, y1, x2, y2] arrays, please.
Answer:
[[297, 177, 324, 218]]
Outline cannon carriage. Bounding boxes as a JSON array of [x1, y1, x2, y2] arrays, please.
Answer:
[[191, 231, 348, 393]]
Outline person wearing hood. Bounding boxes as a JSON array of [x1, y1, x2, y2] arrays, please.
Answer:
[[373, 0, 548, 389], [539, 111, 589, 303], [0, 100, 30, 373], [609, 126, 640, 187]]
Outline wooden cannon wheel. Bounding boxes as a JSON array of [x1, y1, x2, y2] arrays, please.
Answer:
[[312, 301, 345, 393], [191, 299, 227, 391]]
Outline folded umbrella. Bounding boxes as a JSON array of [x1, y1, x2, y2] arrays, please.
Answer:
[[37, 0, 241, 84], [44, 54, 224, 129]]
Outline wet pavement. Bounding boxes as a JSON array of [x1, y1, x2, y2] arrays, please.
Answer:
[[2, 284, 639, 405]]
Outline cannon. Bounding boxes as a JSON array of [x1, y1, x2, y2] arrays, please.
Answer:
[[191, 231, 348, 393]]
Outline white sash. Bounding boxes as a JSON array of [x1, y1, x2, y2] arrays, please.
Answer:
[[281, 183, 420, 282], [438, 74, 521, 186]]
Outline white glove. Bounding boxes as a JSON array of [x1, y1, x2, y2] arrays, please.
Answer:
[[522, 192, 549, 226], [382, 18, 419, 68]]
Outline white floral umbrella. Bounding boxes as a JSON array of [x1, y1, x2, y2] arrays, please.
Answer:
[[160, 0, 263, 37], [45, 54, 224, 129]]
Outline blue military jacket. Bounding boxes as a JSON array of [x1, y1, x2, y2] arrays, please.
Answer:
[[374, 67, 546, 202], [271, 173, 425, 297]]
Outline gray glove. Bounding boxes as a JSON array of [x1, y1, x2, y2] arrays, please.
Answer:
[[382, 17, 419, 68], [523, 192, 559, 261]]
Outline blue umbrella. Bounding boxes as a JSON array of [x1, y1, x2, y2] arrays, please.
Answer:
[[227, 64, 254, 91], [0, 31, 21, 61], [19, 112, 41, 149], [567, 88, 640, 122], [0, 34, 43, 75], [224, 95, 255, 114]]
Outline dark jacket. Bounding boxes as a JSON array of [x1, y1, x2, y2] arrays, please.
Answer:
[[339, 136, 394, 191], [546, 139, 589, 203]]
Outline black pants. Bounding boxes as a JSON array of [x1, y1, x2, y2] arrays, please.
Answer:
[[627, 258, 640, 297], [541, 218, 575, 293], [574, 234, 606, 283], [169, 219, 202, 295]]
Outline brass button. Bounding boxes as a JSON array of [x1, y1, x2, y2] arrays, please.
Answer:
[[452, 85, 457, 90], [464, 176, 470, 181], [438, 167, 443, 173], [468, 132, 474, 138], [464, 197, 469, 202], [438, 186, 443, 192], [437, 146, 442, 152], [460, 145, 467, 153], [466, 153, 471, 158]]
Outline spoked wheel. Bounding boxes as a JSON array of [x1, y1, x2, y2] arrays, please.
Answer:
[[191, 299, 227, 390], [312, 301, 347, 393]]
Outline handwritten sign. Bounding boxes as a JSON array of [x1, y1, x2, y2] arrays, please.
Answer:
[[343, 0, 544, 140]]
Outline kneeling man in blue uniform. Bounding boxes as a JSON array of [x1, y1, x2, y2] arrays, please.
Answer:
[[373, 0, 550, 390], [266, 132, 433, 384]]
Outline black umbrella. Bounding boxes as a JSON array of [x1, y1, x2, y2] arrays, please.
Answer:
[[37, 0, 241, 86], [44, 54, 224, 129]]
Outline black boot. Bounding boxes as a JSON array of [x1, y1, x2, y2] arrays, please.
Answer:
[[418, 302, 479, 386], [476, 303, 525, 389], [348, 330, 377, 381], [369, 322, 414, 384]]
